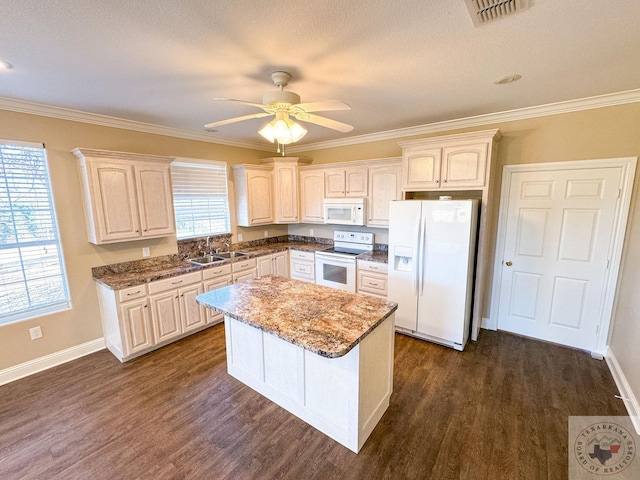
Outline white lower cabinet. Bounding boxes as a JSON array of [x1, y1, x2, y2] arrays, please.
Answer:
[[357, 259, 388, 299], [257, 251, 289, 277], [232, 257, 258, 283], [148, 271, 205, 343], [97, 270, 209, 362], [119, 297, 154, 356], [289, 250, 315, 283], [203, 264, 232, 325]]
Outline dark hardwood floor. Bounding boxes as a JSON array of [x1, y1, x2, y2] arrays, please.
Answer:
[[0, 325, 626, 480]]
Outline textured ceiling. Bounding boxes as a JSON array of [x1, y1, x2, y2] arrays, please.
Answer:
[[1, 0, 639, 148]]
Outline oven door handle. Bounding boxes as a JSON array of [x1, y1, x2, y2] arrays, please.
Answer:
[[316, 254, 356, 264]]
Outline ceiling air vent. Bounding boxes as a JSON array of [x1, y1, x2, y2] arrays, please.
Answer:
[[464, 0, 528, 26]]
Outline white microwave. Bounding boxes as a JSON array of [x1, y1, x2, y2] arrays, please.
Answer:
[[323, 198, 366, 226]]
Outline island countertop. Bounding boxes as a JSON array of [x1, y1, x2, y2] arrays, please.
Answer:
[[196, 275, 397, 358]]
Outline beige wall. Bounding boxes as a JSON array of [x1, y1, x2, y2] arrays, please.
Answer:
[[1, 103, 639, 410], [301, 101, 640, 414], [0, 110, 274, 369]]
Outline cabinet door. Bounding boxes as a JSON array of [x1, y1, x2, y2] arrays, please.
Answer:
[[402, 147, 442, 190], [325, 169, 346, 197], [120, 299, 154, 356], [149, 291, 182, 343], [273, 251, 289, 277], [441, 143, 488, 188], [257, 254, 274, 276], [273, 164, 299, 223], [233, 269, 257, 284], [345, 167, 368, 197], [367, 163, 402, 227], [179, 283, 206, 333], [299, 170, 325, 223], [203, 276, 232, 324], [247, 169, 275, 224], [89, 162, 141, 242], [135, 163, 175, 237]]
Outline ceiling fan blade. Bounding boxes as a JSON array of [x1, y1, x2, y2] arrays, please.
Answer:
[[213, 98, 269, 110], [294, 100, 351, 113], [293, 113, 354, 133], [204, 112, 271, 129]]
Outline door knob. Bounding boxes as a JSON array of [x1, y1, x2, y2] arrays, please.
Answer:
[[505, 261, 513, 266]]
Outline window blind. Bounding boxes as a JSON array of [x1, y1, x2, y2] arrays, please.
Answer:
[[171, 161, 231, 239], [0, 141, 70, 324]]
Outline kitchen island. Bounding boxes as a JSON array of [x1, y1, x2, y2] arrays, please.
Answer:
[[196, 275, 397, 453]]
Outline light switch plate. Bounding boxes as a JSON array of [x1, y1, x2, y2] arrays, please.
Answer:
[[142, 247, 150, 257]]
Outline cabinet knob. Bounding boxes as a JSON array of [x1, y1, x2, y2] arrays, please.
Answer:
[[505, 261, 513, 266], [435, 180, 439, 184], [443, 179, 447, 183]]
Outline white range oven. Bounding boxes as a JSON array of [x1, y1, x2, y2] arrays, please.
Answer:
[[315, 231, 373, 292]]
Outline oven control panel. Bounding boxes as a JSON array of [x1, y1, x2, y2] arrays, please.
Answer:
[[333, 231, 373, 245]]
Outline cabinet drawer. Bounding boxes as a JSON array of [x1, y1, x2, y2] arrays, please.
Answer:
[[290, 259, 315, 282], [202, 263, 232, 280], [357, 260, 387, 274], [148, 271, 202, 295], [358, 273, 387, 293], [118, 284, 148, 303], [289, 249, 315, 262], [232, 257, 257, 273]]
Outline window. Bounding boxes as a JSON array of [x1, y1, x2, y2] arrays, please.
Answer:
[[0, 140, 70, 324], [171, 159, 231, 239]]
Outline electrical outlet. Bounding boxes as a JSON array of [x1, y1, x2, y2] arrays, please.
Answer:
[[238, 233, 243, 242], [309, 229, 314, 236], [142, 247, 150, 257], [264, 230, 269, 238], [29, 326, 43, 340]]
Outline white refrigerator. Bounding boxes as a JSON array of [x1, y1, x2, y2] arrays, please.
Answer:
[[387, 199, 478, 351]]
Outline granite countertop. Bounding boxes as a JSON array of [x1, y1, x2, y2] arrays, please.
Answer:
[[92, 242, 331, 290], [196, 276, 397, 358], [357, 250, 388, 264]]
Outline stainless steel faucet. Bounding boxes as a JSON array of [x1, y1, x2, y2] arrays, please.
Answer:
[[205, 236, 213, 254], [224, 242, 230, 253]]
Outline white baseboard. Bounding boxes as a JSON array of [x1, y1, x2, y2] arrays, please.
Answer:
[[605, 347, 640, 435], [0, 338, 105, 387]]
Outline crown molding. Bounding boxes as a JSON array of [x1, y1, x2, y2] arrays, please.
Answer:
[[287, 88, 640, 152], [0, 96, 268, 150], [2, 89, 639, 154]]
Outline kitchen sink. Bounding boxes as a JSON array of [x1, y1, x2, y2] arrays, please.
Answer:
[[188, 255, 226, 266], [214, 251, 247, 259], [188, 251, 248, 265]]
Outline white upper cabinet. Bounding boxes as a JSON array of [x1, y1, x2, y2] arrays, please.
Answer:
[[259, 157, 312, 224], [299, 168, 325, 224], [232, 165, 274, 226], [367, 159, 402, 227], [400, 130, 499, 191], [73, 148, 175, 244], [324, 166, 368, 198]]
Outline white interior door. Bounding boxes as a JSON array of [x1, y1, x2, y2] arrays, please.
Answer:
[[497, 167, 623, 351]]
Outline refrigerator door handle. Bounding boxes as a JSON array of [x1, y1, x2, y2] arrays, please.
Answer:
[[413, 215, 421, 295], [418, 216, 427, 296]]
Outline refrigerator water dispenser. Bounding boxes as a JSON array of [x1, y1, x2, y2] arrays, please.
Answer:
[[393, 246, 413, 272]]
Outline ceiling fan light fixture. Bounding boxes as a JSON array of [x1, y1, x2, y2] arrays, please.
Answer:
[[258, 112, 307, 145]]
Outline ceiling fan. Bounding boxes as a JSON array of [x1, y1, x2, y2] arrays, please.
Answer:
[[204, 71, 354, 145]]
